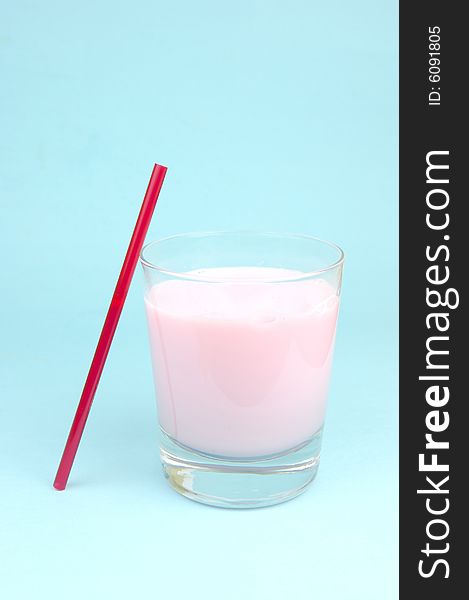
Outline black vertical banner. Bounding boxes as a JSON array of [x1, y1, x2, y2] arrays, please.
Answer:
[[400, 2, 466, 597]]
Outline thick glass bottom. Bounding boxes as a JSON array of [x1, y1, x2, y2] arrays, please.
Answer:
[[159, 428, 323, 508]]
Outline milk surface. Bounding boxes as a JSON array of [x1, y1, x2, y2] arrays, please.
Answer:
[[145, 267, 339, 457]]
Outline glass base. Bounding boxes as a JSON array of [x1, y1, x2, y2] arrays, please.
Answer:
[[159, 428, 323, 509]]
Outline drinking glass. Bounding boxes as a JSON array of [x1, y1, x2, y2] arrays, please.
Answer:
[[140, 232, 344, 508]]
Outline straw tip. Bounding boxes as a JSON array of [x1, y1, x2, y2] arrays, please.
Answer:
[[53, 479, 66, 491]]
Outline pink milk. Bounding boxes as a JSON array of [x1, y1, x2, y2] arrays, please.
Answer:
[[144, 267, 339, 457]]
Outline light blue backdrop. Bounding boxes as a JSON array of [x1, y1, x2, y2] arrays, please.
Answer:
[[0, 1, 397, 598]]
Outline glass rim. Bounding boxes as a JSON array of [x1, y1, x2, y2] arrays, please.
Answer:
[[140, 231, 345, 283]]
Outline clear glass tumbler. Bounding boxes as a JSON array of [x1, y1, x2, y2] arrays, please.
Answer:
[[140, 232, 344, 508]]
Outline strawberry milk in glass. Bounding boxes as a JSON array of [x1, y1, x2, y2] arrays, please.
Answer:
[[141, 232, 344, 508]]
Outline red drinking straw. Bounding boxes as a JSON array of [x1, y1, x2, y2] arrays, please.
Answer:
[[53, 163, 168, 491]]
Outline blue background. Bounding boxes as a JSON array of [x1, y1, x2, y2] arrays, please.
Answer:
[[0, 1, 397, 598]]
